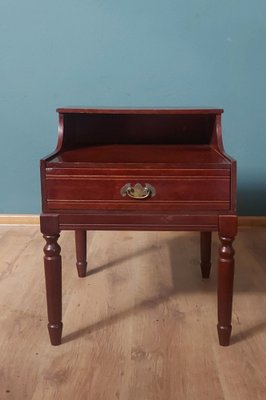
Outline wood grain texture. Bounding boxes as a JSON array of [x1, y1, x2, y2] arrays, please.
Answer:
[[0, 226, 266, 399]]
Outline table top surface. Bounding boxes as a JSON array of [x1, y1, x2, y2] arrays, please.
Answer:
[[48, 145, 230, 167]]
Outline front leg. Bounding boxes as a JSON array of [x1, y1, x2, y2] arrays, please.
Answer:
[[43, 233, 63, 345], [217, 216, 237, 346]]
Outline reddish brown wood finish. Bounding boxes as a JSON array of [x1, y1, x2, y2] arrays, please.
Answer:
[[43, 233, 62, 345], [40, 214, 62, 345], [75, 230, 87, 278], [217, 215, 237, 346], [200, 232, 212, 279], [40, 108, 237, 346]]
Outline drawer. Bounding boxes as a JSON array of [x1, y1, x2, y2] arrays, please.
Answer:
[[45, 168, 231, 211]]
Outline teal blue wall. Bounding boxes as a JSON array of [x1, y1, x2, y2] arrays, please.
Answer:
[[0, 1, 266, 215]]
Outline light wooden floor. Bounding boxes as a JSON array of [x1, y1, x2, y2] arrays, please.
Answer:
[[0, 226, 266, 400]]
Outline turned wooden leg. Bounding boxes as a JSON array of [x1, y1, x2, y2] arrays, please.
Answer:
[[43, 234, 63, 346], [200, 231, 212, 278], [75, 230, 87, 277], [217, 216, 237, 346]]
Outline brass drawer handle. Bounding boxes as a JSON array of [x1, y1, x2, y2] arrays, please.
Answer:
[[120, 183, 156, 200]]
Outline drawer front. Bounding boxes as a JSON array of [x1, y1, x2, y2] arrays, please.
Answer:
[[45, 169, 231, 211]]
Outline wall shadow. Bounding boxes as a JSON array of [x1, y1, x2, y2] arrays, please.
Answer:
[[237, 185, 266, 216]]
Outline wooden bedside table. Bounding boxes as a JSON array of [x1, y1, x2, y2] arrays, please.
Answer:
[[40, 108, 237, 346]]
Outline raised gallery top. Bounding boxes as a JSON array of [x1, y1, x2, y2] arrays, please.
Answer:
[[56, 107, 224, 115]]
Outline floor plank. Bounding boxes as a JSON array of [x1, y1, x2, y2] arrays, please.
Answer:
[[0, 226, 266, 400]]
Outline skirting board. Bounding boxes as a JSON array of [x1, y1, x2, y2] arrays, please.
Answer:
[[0, 215, 266, 226], [0, 214, 40, 225], [238, 216, 266, 226]]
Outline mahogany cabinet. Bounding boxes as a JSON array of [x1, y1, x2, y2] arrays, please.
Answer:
[[40, 108, 237, 346]]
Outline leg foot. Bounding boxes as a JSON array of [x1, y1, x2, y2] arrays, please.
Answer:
[[48, 322, 63, 346], [217, 324, 232, 346], [200, 232, 212, 278], [75, 230, 87, 277]]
